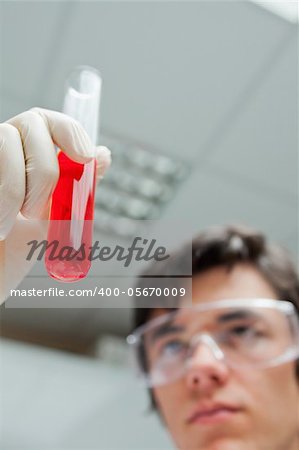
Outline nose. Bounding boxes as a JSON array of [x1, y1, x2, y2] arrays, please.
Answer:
[[185, 334, 229, 393]]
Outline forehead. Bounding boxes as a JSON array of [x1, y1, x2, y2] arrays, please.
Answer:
[[191, 263, 278, 306], [149, 263, 278, 322]]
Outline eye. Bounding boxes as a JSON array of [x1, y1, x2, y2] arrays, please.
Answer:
[[160, 340, 186, 358], [228, 324, 264, 340], [231, 325, 252, 336]]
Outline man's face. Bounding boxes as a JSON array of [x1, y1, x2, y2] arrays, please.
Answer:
[[150, 264, 299, 450]]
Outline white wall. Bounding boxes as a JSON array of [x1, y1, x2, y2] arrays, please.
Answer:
[[0, 338, 172, 449]]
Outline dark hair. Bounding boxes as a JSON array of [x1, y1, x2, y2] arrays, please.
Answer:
[[133, 224, 299, 410]]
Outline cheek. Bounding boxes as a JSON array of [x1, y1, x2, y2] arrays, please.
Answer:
[[269, 364, 299, 420], [238, 363, 299, 427], [153, 382, 187, 426]]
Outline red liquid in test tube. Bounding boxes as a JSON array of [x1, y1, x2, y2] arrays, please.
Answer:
[[45, 67, 101, 282]]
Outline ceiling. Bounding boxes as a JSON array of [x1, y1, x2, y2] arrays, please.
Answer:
[[0, 1, 297, 342]]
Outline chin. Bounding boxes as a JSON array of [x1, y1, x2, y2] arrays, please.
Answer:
[[175, 433, 244, 450]]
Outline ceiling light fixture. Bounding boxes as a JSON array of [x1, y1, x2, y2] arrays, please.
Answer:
[[251, 1, 298, 23], [94, 133, 189, 238]]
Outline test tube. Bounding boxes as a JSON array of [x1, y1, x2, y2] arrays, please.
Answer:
[[45, 66, 102, 282]]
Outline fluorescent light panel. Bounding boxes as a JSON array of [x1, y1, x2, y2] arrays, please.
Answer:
[[251, 1, 298, 23], [94, 133, 189, 238]]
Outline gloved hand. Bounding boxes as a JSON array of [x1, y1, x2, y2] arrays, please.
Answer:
[[0, 107, 111, 304]]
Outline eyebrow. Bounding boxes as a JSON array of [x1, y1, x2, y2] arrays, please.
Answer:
[[148, 309, 259, 344], [216, 309, 258, 323], [149, 321, 185, 344]]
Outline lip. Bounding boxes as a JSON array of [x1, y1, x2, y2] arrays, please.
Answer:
[[186, 402, 242, 425]]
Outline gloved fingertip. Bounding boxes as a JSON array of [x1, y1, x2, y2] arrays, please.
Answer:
[[95, 146, 112, 178], [96, 145, 111, 160]]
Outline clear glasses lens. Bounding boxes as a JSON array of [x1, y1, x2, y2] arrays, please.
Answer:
[[130, 301, 299, 387]]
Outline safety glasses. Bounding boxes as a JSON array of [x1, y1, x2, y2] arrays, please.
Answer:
[[127, 299, 299, 387]]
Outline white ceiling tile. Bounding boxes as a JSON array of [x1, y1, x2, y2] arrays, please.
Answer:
[[42, 1, 292, 160], [163, 167, 297, 253], [0, 1, 74, 103], [205, 34, 297, 200], [0, 92, 33, 122]]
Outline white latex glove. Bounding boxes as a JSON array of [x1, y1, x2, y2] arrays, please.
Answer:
[[0, 107, 111, 304]]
